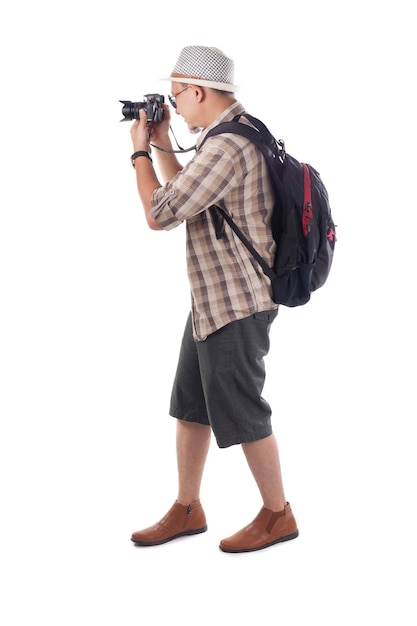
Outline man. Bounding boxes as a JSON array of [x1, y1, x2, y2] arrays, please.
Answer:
[[128, 46, 298, 553]]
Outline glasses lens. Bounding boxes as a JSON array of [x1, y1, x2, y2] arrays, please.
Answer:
[[168, 94, 176, 109]]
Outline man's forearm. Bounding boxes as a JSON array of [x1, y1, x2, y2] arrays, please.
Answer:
[[153, 138, 183, 182], [133, 157, 163, 230]]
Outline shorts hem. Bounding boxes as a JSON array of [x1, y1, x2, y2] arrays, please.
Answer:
[[169, 408, 210, 427], [217, 430, 273, 449]]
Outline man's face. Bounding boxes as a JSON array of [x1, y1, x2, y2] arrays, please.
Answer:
[[170, 82, 200, 131]]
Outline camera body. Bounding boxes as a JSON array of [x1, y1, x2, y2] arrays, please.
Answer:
[[120, 94, 165, 122]]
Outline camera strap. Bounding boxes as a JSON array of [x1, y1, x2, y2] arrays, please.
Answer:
[[149, 124, 197, 154]]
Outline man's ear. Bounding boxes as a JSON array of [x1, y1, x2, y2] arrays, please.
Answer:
[[189, 85, 205, 102]]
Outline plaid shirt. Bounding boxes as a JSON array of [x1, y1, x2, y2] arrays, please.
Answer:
[[150, 101, 278, 341]]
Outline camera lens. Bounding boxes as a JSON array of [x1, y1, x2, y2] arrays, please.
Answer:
[[119, 100, 145, 121]]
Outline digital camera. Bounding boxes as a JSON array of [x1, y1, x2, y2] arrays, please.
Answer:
[[119, 94, 164, 122]]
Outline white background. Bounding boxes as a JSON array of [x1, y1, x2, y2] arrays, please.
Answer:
[[1, 1, 416, 624]]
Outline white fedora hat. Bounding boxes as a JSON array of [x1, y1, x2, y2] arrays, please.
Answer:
[[162, 45, 239, 92]]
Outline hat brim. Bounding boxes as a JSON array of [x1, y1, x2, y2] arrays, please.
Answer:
[[161, 75, 239, 92]]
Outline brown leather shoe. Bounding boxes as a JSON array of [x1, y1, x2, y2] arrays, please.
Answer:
[[131, 500, 207, 546], [219, 502, 299, 553]]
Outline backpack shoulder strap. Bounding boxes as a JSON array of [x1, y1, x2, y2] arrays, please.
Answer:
[[200, 113, 285, 165], [209, 204, 276, 281]]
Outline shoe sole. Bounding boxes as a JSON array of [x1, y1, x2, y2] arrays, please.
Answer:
[[219, 529, 299, 553], [131, 525, 208, 546]]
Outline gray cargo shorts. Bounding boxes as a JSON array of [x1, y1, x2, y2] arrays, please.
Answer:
[[169, 309, 278, 448]]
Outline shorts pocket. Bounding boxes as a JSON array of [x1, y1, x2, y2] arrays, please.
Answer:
[[253, 309, 279, 323]]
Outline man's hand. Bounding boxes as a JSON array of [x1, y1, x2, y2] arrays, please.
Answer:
[[148, 104, 171, 146], [130, 109, 152, 152], [130, 104, 172, 153]]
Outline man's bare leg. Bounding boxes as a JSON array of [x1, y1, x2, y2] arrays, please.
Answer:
[[242, 433, 286, 511], [176, 420, 211, 504], [131, 420, 211, 545], [219, 434, 297, 552]]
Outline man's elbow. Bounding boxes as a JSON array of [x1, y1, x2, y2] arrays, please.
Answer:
[[146, 215, 163, 230]]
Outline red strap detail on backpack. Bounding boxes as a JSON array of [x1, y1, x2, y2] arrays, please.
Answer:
[[302, 163, 313, 239]]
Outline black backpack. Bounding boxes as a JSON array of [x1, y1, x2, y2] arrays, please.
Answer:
[[200, 113, 337, 307]]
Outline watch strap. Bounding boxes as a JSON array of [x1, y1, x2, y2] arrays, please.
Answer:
[[131, 151, 152, 167]]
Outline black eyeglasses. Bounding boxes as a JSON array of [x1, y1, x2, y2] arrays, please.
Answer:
[[168, 85, 190, 109]]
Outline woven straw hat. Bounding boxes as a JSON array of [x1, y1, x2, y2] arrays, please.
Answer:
[[162, 45, 238, 92]]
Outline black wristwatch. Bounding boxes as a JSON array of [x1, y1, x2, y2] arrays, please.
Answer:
[[131, 151, 152, 168]]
